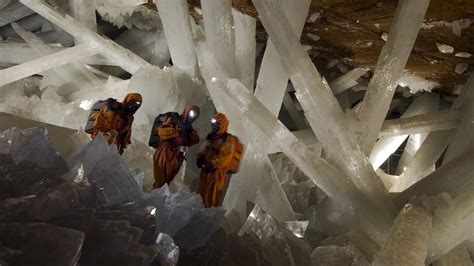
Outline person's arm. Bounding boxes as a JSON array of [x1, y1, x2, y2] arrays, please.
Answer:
[[93, 105, 114, 133]]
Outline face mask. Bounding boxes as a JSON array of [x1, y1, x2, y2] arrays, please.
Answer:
[[127, 100, 141, 113], [210, 118, 219, 134]]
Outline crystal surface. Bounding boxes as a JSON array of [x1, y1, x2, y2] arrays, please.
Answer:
[[232, 8, 256, 90], [252, 0, 392, 212], [155, 0, 197, 76], [436, 43, 455, 54], [373, 204, 432, 266], [353, 0, 430, 154], [330, 67, 369, 95]]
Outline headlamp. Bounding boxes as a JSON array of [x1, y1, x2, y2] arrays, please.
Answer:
[[210, 118, 217, 124], [189, 110, 195, 118]]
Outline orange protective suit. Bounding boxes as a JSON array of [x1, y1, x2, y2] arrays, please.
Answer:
[[152, 106, 200, 188], [197, 113, 241, 208], [90, 93, 142, 154]]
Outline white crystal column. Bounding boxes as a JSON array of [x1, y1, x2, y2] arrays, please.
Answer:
[[379, 109, 461, 138], [330, 67, 369, 95], [369, 93, 439, 170], [252, 0, 392, 211], [354, 0, 430, 154], [396, 147, 474, 201], [443, 74, 474, 163], [232, 9, 256, 90], [20, 0, 151, 74], [154, 0, 198, 76], [0, 42, 101, 87], [12, 23, 103, 89], [395, 76, 473, 190], [198, 47, 392, 242], [427, 190, 474, 263], [373, 204, 432, 266], [68, 0, 97, 44], [254, 0, 311, 115], [201, 0, 237, 78]]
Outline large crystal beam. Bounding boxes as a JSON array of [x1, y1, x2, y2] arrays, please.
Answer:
[[201, 0, 237, 77], [12, 22, 102, 88], [395, 76, 473, 191], [369, 93, 439, 170], [96, 0, 146, 5], [379, 109, 461, 138], [253, 0, 311, 115], [252, 0, 392, 210], [433, 244, 474, 266], [0, 42, 115, 66], [232, 8, 256, 90], [154, 0, 198, 76], [198, 48, 392, 242], [354, 0, 430, 154], [427, 190, 474, 263], [20, 0, 151, 74], [373, 204, 432, 266], [0, 42, 101, 87], [0, 0, 35, 27], [330, 67, 369, 95], [395, 147, 474, 203], [443, 74, 474, 163]]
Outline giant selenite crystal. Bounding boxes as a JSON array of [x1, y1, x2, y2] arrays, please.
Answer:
[[198, 55, 392, 243], [252, 0, 393, 213], [0, 126, 67, 172], [352, 0, 430, 154], [373, 204, 432, 265]]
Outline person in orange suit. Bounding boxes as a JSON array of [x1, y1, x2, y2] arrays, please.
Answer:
[[89, 93, 142, 155], [196, 113, 243, 208], [149, 105, 200, 189]]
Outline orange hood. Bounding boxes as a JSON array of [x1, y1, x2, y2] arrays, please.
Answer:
[[212, 112, 229, 137], [122, 93, 142, 107]]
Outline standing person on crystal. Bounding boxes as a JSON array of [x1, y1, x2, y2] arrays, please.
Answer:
[[85, 93, 143, 155], [196, 113, 244, 207], [149, 105, 201, 189]]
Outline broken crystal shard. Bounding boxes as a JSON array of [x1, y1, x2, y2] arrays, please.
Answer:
[[307, 12, 320, 23], [354, 0, 430, 154], [69, 136, 143, 207], [455, 52, 472, 58], [197, 52, 391, 242], [436, 43, 455, 54], [311, 245, 354, 266], [398, 72, 440, 94], [381, 32, 388, 41], [232, 8, 256, 89], [370, 93, 439, 170], [379, 108, 460, 138], [252, 0, 392, 212], [0, 42, 101, 87], [283, 221, 309, 238], [155, 232, 179, 266], [0, 126, 67, 172], [427, 190, 474, 262], [455, 63, 469, 75], [63, 163, 89, 186], [173, 207, 225, 250], [373, 204, 432, 266], [201, 0, 237, 77], [330, 67, 369, 95], [451, 19, 472, 37], [307, 33, 320, 41], [155, 0, 198, 76], [20, 0, 151, 73], [144, 185, 203, 236]]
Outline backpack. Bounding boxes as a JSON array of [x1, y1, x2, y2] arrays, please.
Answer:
[[148, 112, 180, 148], [84, 98, 119, 134], [227, 135, 244, 174]]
